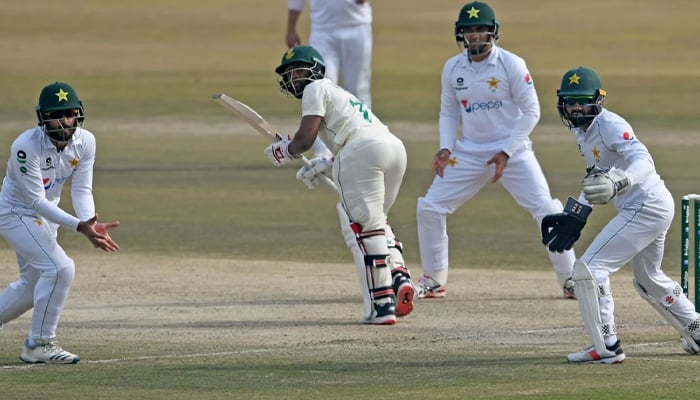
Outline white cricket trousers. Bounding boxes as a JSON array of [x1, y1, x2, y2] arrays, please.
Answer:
[[0, 205, 74, 343], [416, 144, 575, 282], [334, 128, 406, 230], [583, 187, 699, 329]]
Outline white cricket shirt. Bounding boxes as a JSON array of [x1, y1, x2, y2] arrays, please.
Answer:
[[0, 127, 96, 230], [571, 109, 662, 209], [301, 78, 387, 152], [439, 46, 540, 157]]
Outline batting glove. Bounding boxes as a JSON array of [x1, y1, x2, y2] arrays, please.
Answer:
[[582, 166, 632, 204], [264, 136, 298, 166], [296, 156, 333, 190]]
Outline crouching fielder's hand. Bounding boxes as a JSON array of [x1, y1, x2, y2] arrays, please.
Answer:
[[540, 197, 592, 252], [296, 156, 333, 190], [77, 214, 120, 252], [582, 166, 632, 204], [264, 136, 298, 166]]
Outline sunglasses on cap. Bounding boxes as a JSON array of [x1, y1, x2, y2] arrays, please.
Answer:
[[44, 109, 81, 119], [562, 96, 595, 106]]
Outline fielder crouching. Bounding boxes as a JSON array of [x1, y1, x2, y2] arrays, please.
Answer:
[[541, 67, 700, 364], [0, 82, 120, 364], [264, 45, 416, 325]]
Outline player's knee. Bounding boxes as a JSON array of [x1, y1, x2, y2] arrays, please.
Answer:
[[417, 197, 445, 219], [56, 262, 75, 286], [40, 261, 75, 289]]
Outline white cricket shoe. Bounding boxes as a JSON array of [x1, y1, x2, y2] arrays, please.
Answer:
[[681, 337, 700, 355], [20, 341, 81, 364], [416, 275, 446, 299], [567, 340, 625, 364]]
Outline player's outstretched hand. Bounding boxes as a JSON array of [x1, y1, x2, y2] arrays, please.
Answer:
[[77, 215, 120, 252]]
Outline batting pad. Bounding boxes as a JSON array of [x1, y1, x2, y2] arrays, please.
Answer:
[[336, 202, 392, 320], [572, 260, 614, 356]]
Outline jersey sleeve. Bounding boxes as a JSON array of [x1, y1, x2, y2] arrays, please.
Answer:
[[503, 57, 540, 156], [71, 131, 96, 221], [601, 123, 654, 186], [300, 81, 327, 118], [438, 58, 461, 152]]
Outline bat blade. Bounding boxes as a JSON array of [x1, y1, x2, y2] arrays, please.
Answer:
[[211, 93, 339, 194], [212, 93, 283, 142]]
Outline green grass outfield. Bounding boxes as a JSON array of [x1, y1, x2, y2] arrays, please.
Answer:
[[0, 1, 699, 398]]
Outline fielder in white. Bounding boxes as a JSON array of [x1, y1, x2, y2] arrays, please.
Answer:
[[285, 0, 373, 159], [415, 1, 575, 299], [286, 0, 372, 107], [264, 45, 415, 325], [542, 66, 700, 364], [0, 82, 120, 364]]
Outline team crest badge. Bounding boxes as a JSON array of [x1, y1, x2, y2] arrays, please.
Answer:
[[55, 88, 69, 102], [488, 77, 499, 92]]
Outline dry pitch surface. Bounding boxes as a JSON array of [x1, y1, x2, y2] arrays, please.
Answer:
[[1, 250, 695, 368]]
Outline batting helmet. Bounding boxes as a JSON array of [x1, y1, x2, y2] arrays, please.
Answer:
[[275, 46, 326, 99]]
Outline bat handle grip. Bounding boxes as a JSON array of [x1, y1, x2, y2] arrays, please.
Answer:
[[300, 155, 339, 194]]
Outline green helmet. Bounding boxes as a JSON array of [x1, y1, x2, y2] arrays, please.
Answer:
[[556, 67, 606, 128], [37, 82, 83, 112], [35, 81, 85, 142], [275, 46, 326, 99], [275, 45, 325, 75], [455, 2, 500, 55]]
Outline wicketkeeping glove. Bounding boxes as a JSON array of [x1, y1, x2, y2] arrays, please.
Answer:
[[541, 197, 592, 253], [581, 166, 631, 204], [296, 156, 333, 190], [264, 136, 298, 166]]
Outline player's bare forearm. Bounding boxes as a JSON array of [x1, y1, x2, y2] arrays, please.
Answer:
[[286, 10, 302, 47], [289, 115, 322, 155]]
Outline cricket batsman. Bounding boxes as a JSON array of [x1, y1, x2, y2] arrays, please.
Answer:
[[264, 45, 416, 325]]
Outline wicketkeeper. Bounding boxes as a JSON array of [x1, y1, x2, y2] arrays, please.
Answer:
[[542, 67, 700, 364], [264, 45, 416, 325]]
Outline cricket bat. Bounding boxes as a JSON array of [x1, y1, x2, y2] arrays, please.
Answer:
[[212, 93, 338, 193]]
